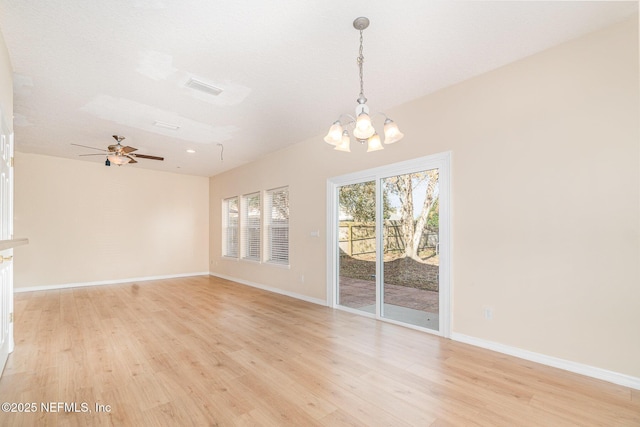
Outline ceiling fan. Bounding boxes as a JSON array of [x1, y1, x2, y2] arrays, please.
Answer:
[[72, 135, 164, 166]]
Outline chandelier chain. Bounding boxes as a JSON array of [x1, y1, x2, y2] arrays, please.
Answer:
[[357, 30, 365, 97]]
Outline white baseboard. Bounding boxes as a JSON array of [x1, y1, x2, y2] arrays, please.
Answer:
[[14, 272, 211, 293], [451, 333, 640, 390], [209, 272, 327, 307]]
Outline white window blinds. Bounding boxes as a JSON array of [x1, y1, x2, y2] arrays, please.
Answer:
[[241, 192, 261, 261], [223, 197, 239, 258], [266, 187, 289, 264]]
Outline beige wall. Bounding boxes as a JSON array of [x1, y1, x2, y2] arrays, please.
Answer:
[[210, 17, 639, 378], [0, 28, 12, 131], [14, 152, 209, 288]]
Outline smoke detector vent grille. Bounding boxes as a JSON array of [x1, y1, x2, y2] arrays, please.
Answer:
[[185, 78, 223, 96]]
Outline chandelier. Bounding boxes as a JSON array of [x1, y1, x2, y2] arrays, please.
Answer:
[[324, 17, 404, 152]]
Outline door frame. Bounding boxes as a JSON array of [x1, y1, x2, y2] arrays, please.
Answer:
[[0, 112, 13, 374], [326, 151, 451, 337]]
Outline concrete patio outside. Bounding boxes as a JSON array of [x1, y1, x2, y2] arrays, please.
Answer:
[[338, 277, 439, 314]]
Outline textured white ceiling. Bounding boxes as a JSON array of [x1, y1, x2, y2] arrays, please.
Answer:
[[0, 1, 637, 176]]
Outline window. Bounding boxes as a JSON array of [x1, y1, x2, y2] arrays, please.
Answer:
[[223, 197, 239, 258], [241, 192, 261, 261], [222, 187, 289, 266], [265, 187, 289, 265]]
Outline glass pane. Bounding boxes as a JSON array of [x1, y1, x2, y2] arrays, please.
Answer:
[[225, 197, 239, 258], [381, 169, 440, 330], [337, 181, 376, 313], [267, 187, 289, 264], [242, 193, 261, 261]]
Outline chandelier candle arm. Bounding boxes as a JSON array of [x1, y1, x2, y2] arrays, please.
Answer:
[[325, 16, 403, 152]]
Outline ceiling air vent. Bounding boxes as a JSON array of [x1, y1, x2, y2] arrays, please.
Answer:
[[153, 120, 180, 130], [185, 78, 223, 96]]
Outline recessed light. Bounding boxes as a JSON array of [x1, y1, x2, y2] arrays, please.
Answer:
[[186, 149, 196, 153], [153, 120, 180, 130]]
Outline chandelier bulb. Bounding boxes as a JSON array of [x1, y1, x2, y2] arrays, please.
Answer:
[[324, 121, 343, 145], [383, 118, 404, 144], [353, 112, 375, 140], [334, 130, 351, 152], [367, 133, 384, 152]]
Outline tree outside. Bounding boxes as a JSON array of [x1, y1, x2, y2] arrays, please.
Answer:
[[338, 169, 440, 291]]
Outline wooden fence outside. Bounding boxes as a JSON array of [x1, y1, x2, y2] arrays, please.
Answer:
[[339, 221, 438, 256]]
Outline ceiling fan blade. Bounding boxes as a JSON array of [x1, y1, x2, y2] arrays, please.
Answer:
[[107, 144, 118, 152], [71, 143, 107, 152], [79, 154, 107, 157], [122, 146, 138, 154], [131, 154, 164, 161], [126, 156, 138, 164]]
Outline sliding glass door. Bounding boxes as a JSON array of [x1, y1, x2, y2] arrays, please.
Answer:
[[337, 181, 377, 314], [329, 153, 449, 335], [381, 169, 440, 330]]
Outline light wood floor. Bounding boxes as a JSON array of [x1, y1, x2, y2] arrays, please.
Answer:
[[0, 276, 638, 426]]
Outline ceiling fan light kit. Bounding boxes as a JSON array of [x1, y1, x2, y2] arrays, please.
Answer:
[[325, 17, 404, 153], [107, 154, 132, 165]]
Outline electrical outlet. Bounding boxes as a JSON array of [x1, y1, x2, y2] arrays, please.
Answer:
[[300, 274, 305, 283], [483, 306, 493, 320]]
